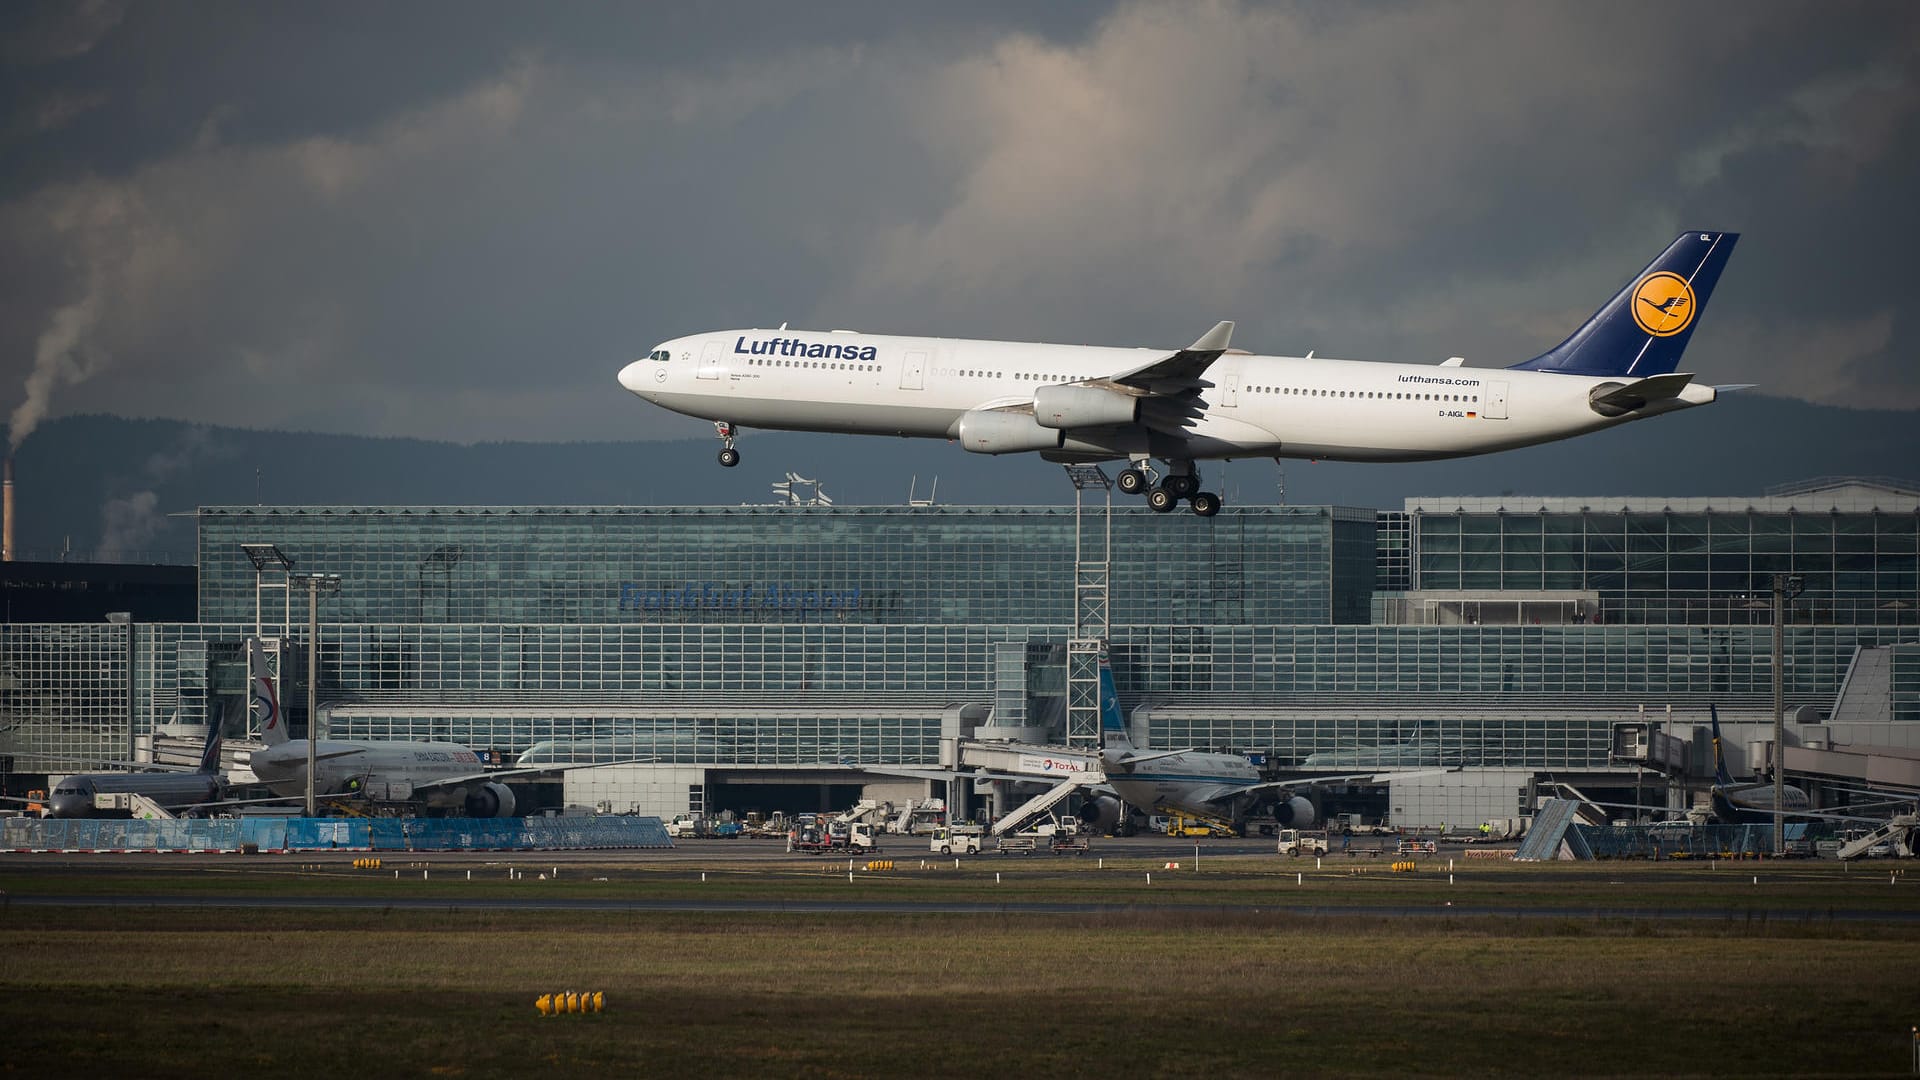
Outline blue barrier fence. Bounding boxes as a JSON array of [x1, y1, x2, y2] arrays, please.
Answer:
[[3, 815, 669, 852]]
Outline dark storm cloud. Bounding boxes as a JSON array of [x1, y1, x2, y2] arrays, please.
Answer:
[[1, 1, 1914, 447]]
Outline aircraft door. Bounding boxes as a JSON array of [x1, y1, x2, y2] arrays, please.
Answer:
[[1219, 374, 1240, 408], [1484, 381, 1509, 419], [900, 349, 927, 391], [697, 339, 724, 381]]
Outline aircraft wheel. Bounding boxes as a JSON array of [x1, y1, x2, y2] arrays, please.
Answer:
[[1190, 492, 1222, 517], [1117, 468, 1147, 495], [1165, 474, 1197, 498], [718, 447, 741, 468], [1147, 488, 1178, 513]]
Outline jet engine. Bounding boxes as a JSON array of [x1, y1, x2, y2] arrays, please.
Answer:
[[1032, 385, 1138, 429], [956, 410, 1064, 454], [464, 781, 517, 818], [1079, 794, 1126, 835], [1271, 795, 1316, 828]]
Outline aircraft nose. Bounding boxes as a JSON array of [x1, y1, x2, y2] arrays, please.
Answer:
[[617, 359, 648, 396]]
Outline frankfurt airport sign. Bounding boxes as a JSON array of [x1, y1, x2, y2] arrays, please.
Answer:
[[619, 581, 863, 614]]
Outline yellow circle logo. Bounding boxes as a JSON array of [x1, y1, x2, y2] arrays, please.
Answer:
[[1630, 271, 1695, 337]]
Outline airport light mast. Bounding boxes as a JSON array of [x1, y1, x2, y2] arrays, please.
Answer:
[[1770, 573, 1804, 856], [291, 572, 342, 816]]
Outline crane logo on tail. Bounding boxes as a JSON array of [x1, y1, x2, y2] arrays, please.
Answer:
[[1630, 271, 1696, 337]]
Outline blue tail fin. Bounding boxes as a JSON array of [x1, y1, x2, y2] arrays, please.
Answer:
[[1098, 653, 1131, 752], [196, 712, 225, 774], [1709, 705, 1734, 787], [1508, 231, 1739, 377]]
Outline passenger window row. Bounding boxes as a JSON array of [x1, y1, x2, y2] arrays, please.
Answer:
[[1246, 386, 1479, 403]]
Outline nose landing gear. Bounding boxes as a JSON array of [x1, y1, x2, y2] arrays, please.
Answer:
[[714, 422, 740, 467]]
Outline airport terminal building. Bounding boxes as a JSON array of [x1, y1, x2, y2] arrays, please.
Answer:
[[4, 477, 1918, 825]]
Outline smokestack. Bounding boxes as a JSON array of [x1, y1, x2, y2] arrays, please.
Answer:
[[3, 456, 12, 562]]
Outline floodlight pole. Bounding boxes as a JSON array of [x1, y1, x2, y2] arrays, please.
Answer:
[[1770, 573, 1804, 856], [294, 573, 341, 816]]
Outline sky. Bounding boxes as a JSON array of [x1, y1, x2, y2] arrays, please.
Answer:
[[2, 1, 1916, 451]]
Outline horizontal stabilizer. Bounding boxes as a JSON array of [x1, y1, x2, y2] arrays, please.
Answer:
[[1588, 372, 1696, 417]]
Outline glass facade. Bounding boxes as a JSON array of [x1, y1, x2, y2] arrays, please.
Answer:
[[1409, 492, 1920, 626], [2, 618, 1904, 773], [4, 485, 1917, 780], [197, 505, 1374, 627]]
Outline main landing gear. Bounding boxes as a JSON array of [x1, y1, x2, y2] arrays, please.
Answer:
[[714, 421, 740, 467], [1117, 460, 1222, 517]]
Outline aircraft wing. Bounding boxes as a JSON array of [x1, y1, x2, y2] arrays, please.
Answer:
[[1184, 767, 1465, 809], [1088, 321, 1233, 436], [405, 758, 656, 794], [1109, 321, 1234, 389], [58, 758, 208, 774]]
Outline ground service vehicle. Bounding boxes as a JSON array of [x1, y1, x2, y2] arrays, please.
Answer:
[[1276, 829, 1330, 857], [931, 824, 983, 855], [1165, 814, 1236, 838], [665, 813, 703, 838], [1050, 832, 1091, 855], [790, 819, 881, 854]]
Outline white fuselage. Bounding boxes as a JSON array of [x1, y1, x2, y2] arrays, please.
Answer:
[[619, 329, 1717, 463], [249, 739, 487, 806], [1101, 749, 1262, 819]]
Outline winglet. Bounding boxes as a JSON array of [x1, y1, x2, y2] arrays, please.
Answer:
[[1188, 320, 1234, 353]]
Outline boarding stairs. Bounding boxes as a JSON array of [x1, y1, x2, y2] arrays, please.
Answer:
[[125, 792, 177, 820], [1512, 798, 1593, 861], [991, 772, 1099, 836], [1837, 813, 1918, 860]]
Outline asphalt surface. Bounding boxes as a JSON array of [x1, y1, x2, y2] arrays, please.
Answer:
[[7, 835, 1912, 922]]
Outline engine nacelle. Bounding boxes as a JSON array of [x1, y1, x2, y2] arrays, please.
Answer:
[[1033, 384, 1139, 430], [956, 410, 1064, 454], [1273, 795, 1316, 828], [464, 781, 517, 818], [1079, 795, 1126, 835]]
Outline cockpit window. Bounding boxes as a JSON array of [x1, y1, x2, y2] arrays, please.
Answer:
[[650, 349, 671, 362]]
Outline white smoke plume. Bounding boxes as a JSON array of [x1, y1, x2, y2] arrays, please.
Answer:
[[96, 489, 160, 557], [9, 290, 107, 453], [94, 427, 224, 558]]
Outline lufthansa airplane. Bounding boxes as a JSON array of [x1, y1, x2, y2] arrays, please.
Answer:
[[620, 231, 1739, 516]]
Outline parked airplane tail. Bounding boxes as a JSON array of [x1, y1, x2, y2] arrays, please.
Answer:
[[196, 710, 225, 773], [1709, 705, 1735, 787], [1508, 231, 1739, 378], [1097, 652, 1132, 753], [247, 637, 288, 747]]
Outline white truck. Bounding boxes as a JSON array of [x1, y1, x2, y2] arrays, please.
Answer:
[[665, 813, 704, 839], [930, 824, 984, 855], [1275, 829, 1330, 857]]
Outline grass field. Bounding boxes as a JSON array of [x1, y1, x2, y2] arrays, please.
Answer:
[[3, 856, 1918, 1077]]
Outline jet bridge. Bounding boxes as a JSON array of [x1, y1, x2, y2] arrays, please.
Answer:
[[948, 739, 1104, 834]]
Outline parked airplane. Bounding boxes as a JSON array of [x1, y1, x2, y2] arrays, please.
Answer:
[[1083, 654, 1446, 832], [621, 231, 1739, 515], [243, 639, 620, 817], [17, 719, 229, 819], [1707, 705, 1811, 824]]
